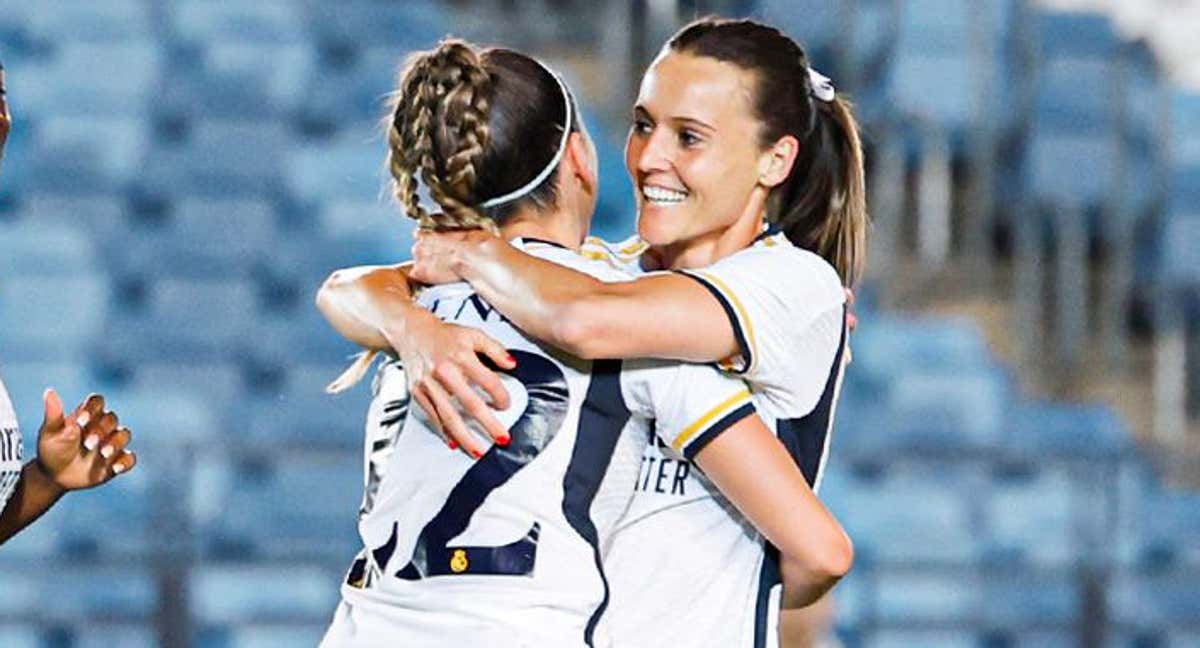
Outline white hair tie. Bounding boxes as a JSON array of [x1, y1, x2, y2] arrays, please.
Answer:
[[808, 67, 835, 103]]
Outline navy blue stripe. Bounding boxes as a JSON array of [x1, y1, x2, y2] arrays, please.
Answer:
[[753, 223, 783, 244], [520, 237, 568, 250], [562, 359, 631, 647], [754, 307, 848, 647], [673, 271, 752, 375], [776, 307, 848, 485], [681, 402, 756, 461]]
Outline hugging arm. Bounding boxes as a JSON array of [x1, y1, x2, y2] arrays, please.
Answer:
[[693, 415, 853, 609]]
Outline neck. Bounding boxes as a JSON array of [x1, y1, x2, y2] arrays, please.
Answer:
[[499, 205, 587, 251], [654, 205, 764, 270]]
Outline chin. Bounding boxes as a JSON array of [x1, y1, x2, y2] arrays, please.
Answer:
[[636, 206, 681, 247]]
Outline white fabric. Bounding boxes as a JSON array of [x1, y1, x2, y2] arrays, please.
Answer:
[[324, 240, 754, 648], [0, 372, 23, 515], [604, 232, 849, 648]]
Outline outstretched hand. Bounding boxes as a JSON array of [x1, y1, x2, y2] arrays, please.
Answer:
[[37, 390, 136, 492]]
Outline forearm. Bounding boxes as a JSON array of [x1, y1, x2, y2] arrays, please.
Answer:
[[454, 239, 736, 361], [0, 460, 66, 544], [695, 421, 853, 607], [316, 264, 429, 351]]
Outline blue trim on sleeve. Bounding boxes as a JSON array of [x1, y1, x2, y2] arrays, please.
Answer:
[[673, 271, 752, 375], [681, 402, 756, 461]]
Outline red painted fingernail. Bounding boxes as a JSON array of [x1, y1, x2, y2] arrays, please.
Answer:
[[506, 354, 516, 365], [471, 449, 483, 459], [497, 435, 511, 447], [448, 440, 458, 450]]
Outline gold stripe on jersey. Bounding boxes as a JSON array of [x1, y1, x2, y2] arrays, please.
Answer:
[[689, 270, 759, 374], [672, 388, 752, 453]]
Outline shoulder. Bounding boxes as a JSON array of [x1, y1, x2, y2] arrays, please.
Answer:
[[691, 236, 845, 319]]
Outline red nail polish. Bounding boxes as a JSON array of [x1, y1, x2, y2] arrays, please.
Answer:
[[471, 449, 483, 459], [448, 440, 459, 450], [506, 354, 516, 365], [497, 435, 511, 447]]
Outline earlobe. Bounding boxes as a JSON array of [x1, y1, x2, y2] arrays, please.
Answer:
[[758, 136, 800, 188]]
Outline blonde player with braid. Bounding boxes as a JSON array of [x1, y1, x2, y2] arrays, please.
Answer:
[[318, 39, 850, 648]]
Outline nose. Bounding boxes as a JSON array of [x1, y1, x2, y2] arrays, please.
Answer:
[[635, 127, 673, 176]]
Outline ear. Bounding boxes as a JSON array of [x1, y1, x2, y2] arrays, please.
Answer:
[[564, 131, 597, 196], [756, 134, 800, 188]]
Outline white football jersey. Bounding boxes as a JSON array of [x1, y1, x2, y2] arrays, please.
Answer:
[[0, 372, 23, 514], [322, 239, 757, 648], [601, 228, 849, 648]]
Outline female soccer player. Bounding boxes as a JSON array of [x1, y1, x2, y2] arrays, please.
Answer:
[[0, 61, 138, 545], [318, 39, 850, 648]]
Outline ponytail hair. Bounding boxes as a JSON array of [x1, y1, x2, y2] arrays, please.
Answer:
[[668, 17, 868, 286]]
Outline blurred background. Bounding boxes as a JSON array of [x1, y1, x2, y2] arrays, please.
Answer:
[[0, 0, 1197, 646]]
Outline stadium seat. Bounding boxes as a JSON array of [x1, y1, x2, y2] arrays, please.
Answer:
[[874, 570, 979, 623], [104, 277, 259, 361], [981, 570, 1080, 626], [245, 362, 374, 448], [833, 468, 978, 564], [1108, 571, 1200, 626], [1171, 91, 1200, 165], [316, 197, 416, 262], [306, 0, 450, 49], [1004, 401, 1131, 458], [866, 629, 977, 648], [0, 221, 97, 276], [0, 360, 92, 434], [1034, 11, 1121, 60], [0, 626, 39, 648], [196, 623, 331, 648], [170, 1, 304, 45], [24, 0, 151, 42], [0, 273, 111, 361], [138, 120, 291, 198], [1025, 129, 1122, 209], [190, 564, 341, 632], [190, 450, 361, 559], [284, 134, 389, 207], [985, 467, 1084, 566], [1161, 212, 1200, 289], [10, 40, 162, 118]]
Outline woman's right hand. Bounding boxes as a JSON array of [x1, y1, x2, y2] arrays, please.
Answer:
[[390, 309, 517, 458]]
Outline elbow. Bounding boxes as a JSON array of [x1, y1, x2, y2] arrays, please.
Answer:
[[314, 270, 347, 317], [782, 530, 855, 591]]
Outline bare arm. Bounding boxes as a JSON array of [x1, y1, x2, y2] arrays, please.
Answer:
[[694, 416, 853, 609], [315, 263, 517, 455], [410, 231, 740, 362]]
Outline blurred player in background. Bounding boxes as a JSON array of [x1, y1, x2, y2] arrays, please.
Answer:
[[0, 60, 138, 545], [321, 17, 865, 647], [317, 39, 851, 647]]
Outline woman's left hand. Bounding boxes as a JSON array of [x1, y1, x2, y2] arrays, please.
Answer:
[[409, 229, 498, 285]]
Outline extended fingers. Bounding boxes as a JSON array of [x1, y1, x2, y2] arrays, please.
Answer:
[[83, 410, 118, 453], [423, 381, 486, 460], [439, 366, 509, 446], [99, 426, 132, 460]]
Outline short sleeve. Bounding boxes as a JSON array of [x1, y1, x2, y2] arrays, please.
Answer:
[[675, 243, 847, 415], [621, 359, 756, 460]]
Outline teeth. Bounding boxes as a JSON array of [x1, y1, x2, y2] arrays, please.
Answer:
[[642, 185, 687, 204]]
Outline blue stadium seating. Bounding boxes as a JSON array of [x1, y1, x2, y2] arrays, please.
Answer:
[[189, 450, 361, 559], [189, 564, 341, 626], [0, 273, 110, 361], [1, 2, 1196, 644]]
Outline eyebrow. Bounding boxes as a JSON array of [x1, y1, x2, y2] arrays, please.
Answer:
[[633, 105, 716, 134]]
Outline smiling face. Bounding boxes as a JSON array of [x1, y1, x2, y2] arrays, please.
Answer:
[[625, 51, 772, 258]]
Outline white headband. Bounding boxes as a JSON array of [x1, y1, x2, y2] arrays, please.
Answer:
[[479, 61, 574, 209], [808, 67, 835, 103]]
